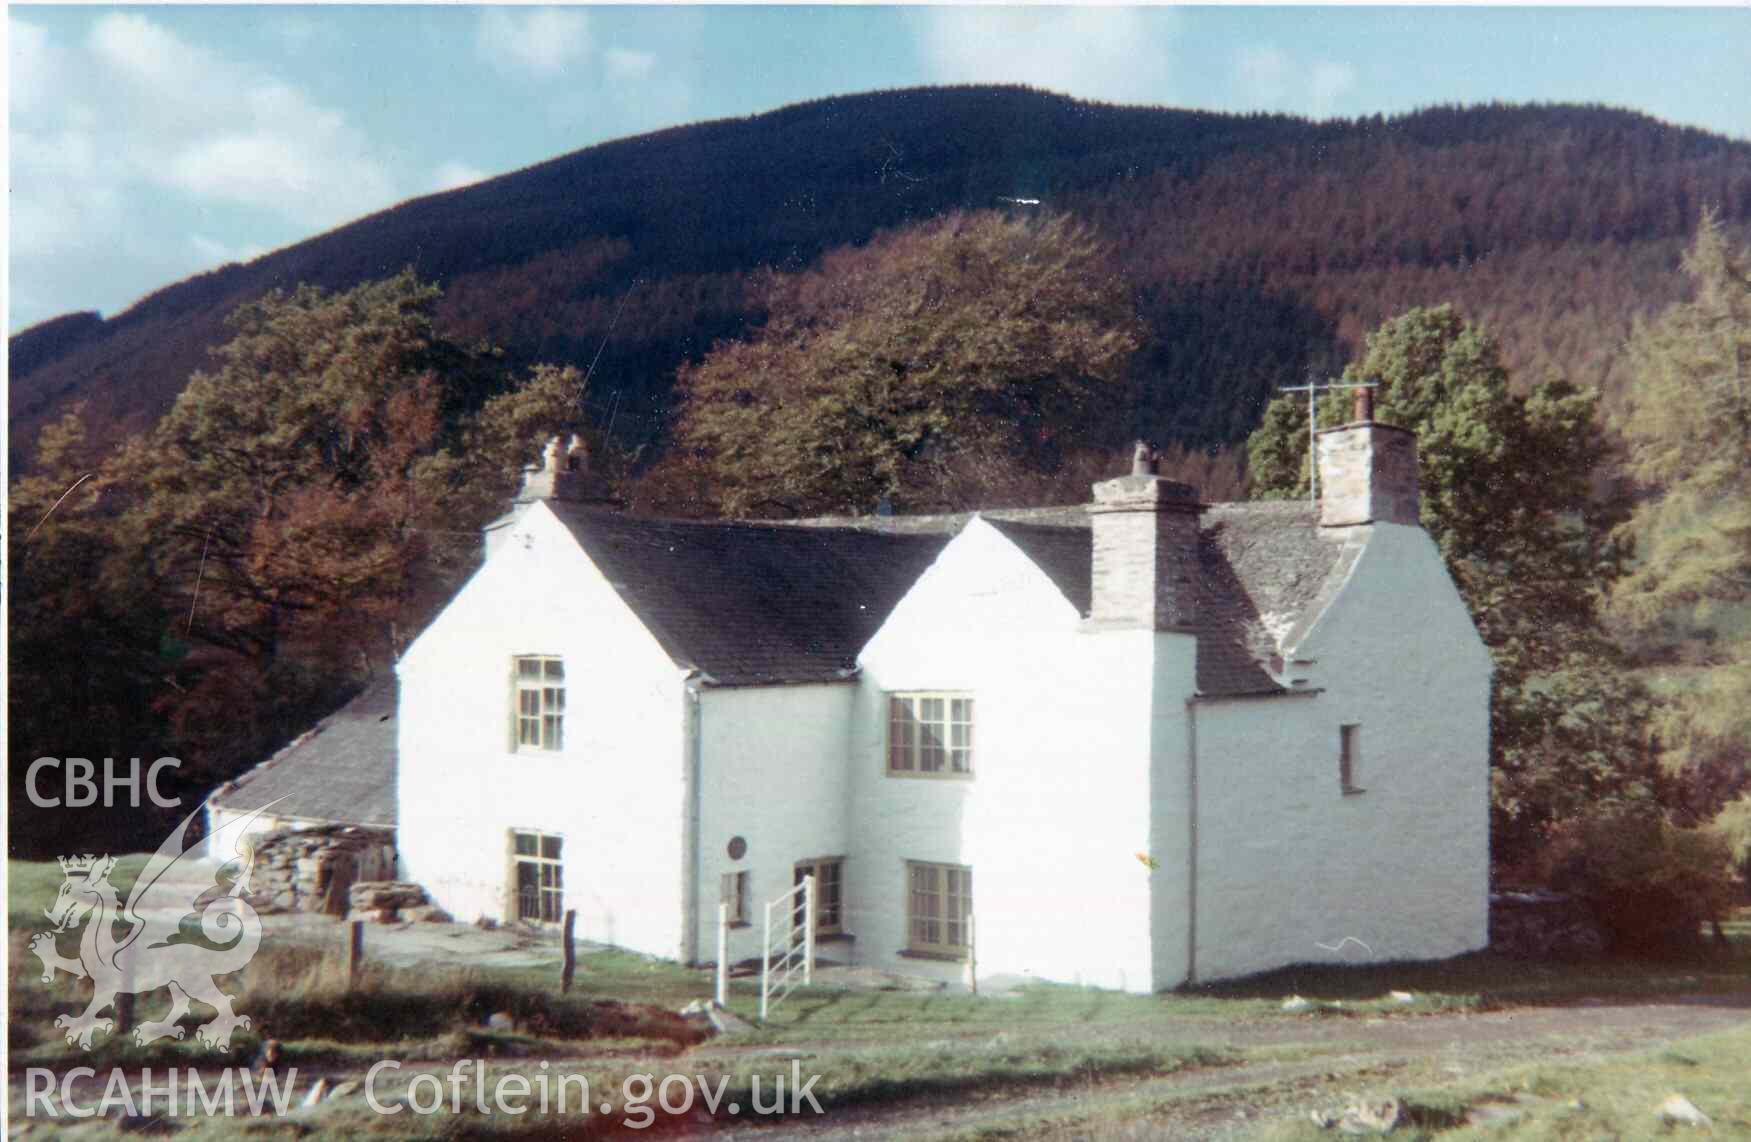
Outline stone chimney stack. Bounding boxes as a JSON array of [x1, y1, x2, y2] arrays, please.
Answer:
[[1315, 394, 1420, 527], [516, 434, 607, 504], [1085, 442, 1205, 630]]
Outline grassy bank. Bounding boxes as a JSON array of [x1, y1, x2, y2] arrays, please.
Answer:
[[1255, 1020, 1751, 1141]]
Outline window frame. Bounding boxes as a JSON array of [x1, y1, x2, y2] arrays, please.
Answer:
[[721, 869, 750, 928], [1339, 723, 1364, 795], [886, 692, 975, 779], [905, 860, 972, 959], [508, 829, 565, 925], [794, 856, 846, 937], [511, 655, 566, 753]]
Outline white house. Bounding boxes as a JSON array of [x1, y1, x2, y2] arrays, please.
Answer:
[[222, 405, 1493, 991]]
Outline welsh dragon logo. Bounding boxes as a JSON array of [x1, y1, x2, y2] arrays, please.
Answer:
[[30, 800, 278, 1051]]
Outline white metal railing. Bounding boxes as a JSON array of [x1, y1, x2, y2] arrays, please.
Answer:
[[758, 875, 814, 1023]]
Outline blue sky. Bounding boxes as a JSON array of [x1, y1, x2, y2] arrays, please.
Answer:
[[9, 5, 1751, 333]]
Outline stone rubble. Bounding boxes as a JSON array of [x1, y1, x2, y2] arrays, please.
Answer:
[[245, 825, 396, 916]]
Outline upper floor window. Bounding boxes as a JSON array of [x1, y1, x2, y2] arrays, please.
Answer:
[[887, 693, 973, 777], [513, 655, 565, 751]]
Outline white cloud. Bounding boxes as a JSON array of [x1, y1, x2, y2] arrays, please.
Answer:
[[10, 19, 45, 113], [432, 160, 490, 193], [9, 13, 402, 329], [1235, 44, 1358, 120], [605, 47, 656, 84], [477, 8, 590, 79], [913, 8, 1179, 107]]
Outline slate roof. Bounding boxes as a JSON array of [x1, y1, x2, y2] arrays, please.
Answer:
[[213, 677, 398, 826], [209, 498, 1348, 829], [818, 501, 1350, 698], [546, 503, 951, 686]]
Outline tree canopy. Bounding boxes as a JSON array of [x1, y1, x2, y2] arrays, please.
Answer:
[[8, 272, 588, 853], [670, 210, 1143, 516]]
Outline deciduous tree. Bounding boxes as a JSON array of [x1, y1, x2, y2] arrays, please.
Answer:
[[95, 272, 590, 773], [671, 210, 1143, 516]]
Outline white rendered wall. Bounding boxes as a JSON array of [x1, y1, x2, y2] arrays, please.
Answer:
[[1187, 522, 1492, 982], [852, 518, 1165, 992], [397, 502, 688, 958], [204, 806, 287, 859], [692, 684, 854, 966]]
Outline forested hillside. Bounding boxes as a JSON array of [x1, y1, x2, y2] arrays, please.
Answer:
[[11, 87, 1751, 874], [13, 88, 1751, 468]]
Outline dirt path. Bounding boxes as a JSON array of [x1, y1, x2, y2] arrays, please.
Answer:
[[689, 998, 1751, 1140]]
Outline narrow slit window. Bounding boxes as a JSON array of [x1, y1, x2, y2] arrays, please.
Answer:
[[1340, 724, 1363, 794]]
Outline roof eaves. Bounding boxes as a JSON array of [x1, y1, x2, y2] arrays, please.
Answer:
[[1190, 685, 1324, 704]]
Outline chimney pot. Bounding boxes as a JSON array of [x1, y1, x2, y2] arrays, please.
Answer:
[[1131, 441, 1160, 477], [1354, 385, 1374, 424]]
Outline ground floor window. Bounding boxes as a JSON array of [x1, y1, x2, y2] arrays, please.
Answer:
[[906, 860, 971, 956], [721, 870, 749, 927], [794, 857, 845, 936], [510, 830, 564, 923]]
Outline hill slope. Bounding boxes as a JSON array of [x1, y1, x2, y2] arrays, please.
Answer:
[[13, 87, 1751, 467]]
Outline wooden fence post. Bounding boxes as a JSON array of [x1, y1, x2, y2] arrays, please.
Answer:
[[348, 920, 365, 982], [968, 912, 977, 997], [561, 909, 577, 993], [114, 957, 135, 1036]]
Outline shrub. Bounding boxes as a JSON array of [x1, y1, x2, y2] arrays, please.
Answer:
[[1533, 802, 1736, 953], [1710, 794, 1751, 899]]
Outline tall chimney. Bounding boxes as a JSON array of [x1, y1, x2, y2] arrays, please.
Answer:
[[1086, 443, 1204, 630], [1316, 404, 1419, 528], [516, 435, 606, 504]]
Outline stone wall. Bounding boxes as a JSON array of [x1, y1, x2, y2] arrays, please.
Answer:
[[246, 825, 397, 916]]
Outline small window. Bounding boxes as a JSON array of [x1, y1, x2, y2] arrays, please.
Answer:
[[794, 857, 845, 936], [510, 830, 564, 923], [906, 861, 972, 958], [888, 693, 973, 777], [721, 870, 749, 927], [1340, 724, 1363, 794], [512, 655, 565, 751]]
